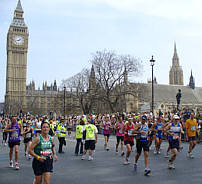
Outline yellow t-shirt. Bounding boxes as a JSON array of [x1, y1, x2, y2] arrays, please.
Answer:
[[185, 119, 197, 137]]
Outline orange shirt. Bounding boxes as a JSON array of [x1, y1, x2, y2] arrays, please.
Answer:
[[185, 118, 197, 137]]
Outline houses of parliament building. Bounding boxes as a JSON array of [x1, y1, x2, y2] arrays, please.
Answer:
[[4, 0, 202, 115]]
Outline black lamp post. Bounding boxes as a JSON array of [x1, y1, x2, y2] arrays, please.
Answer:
[[150, 56, 155, 119], [63, 85, 66, 117]]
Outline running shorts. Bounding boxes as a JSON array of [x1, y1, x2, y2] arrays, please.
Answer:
[[32, 157, 53, 176], [116, 136, 124, 143], [85, 140, 96, 150], [136, 140, 149, 154], [8, 140, 20, 148]]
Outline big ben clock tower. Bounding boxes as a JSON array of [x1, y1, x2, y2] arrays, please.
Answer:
[[5, 0, 29, 114]]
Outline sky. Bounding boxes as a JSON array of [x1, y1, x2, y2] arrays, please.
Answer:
[[1, 0, 202, 102]]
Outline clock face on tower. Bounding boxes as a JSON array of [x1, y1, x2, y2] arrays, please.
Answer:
[[13, 35, 24, 45]]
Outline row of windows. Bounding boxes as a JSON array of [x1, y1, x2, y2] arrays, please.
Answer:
[[13, 28, 25, 33]]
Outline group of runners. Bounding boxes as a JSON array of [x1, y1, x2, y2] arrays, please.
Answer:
[[0, 110, 200, 183]]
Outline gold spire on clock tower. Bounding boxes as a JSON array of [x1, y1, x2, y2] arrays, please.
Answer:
[[5, 0, 29, 114]]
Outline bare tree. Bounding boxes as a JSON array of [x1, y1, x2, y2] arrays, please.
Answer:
[[62, 68, 91, 114], [91, 50, 142, 112]]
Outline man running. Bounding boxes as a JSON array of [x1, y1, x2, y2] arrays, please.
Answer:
[[152, 116, 164, 154], [164, 115, 184, 169], [5, 116, 23, 170], [133, 115, 151, 176], [185, 112, 198, 158]]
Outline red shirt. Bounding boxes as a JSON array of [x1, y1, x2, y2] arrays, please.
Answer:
[[124, 123, 134, 142]]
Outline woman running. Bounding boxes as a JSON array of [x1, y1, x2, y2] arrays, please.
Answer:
[[102, 115, 112, 151], [29, 121, 58, 184], [115, 116, 125, 156], [23, 121, 34, 159]]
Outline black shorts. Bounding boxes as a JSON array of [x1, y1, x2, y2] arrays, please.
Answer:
[[85, 140, 96, 150], [169, 139, 179, 150], [188, 136, 196, 142], [8, 140, 20, 148], [67, 128, 72, 131], [136, 140, 149, 154], [116, 136, 124, 143], [124, 140, 134, 147], [104, 134, 110, 138], [32, 157, 53, 176], [24, 138, 32, 143]]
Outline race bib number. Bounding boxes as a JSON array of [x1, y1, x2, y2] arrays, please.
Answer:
[[158, 126, 162, 130], [11, 131, 18, 139], [128, 130, 133, 136], [173, 133, 179, 139], [26, 133, 31, 138], [191, 126, 196, 131], [119, 129, 123, 134], [40, 151, 52, 156]]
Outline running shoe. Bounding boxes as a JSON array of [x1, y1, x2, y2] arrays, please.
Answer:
[[153, 150, 157, 154], [187, 152, 194, 159], [15, 163, 19, 170], [157, 150, 161, 154], [81, 155, 85, 160], [28, 154, 32, 159], [121, 152, 125, 156], [9, 160, 13, 168], [144, 168, 151, 176], [134, 163, 137, 171], [124, 160, 130, 165], [168, 161, 175, 169], [88, 156, 93, 161], [164, 154, 169, 158]]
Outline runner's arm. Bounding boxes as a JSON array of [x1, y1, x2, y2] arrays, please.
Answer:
[[29, 137, 40, 159], [4, 124, 13, 132], [52, 137, 58, 161]]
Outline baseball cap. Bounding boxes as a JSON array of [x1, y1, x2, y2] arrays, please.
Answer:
[[173, 115, 180, 119], [141, 115, 147, 120]]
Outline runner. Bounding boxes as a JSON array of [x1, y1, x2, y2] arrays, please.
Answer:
[[123, 117, 135, 165], [133, 115, 151, 176], [115, 116, 125, 156], [101, 115, 112, 151], [29, 121, 58, 184], [4, 116, 23, 170], [81, 121, 98, 161], [164, 115, 184, 169], [2, 118, 8, 146], [23, 121, 34, 159], [152, 116, 164, 154], [185, 112, 198, 158]]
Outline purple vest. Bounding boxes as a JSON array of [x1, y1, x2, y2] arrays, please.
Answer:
[[8, 123, 20, 142]]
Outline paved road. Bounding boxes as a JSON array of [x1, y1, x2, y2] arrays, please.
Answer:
[[0, 133, 202, 184]]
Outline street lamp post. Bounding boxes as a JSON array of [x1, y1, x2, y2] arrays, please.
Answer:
[[63, 85, 66, 117], [150, 56, 155, 119]]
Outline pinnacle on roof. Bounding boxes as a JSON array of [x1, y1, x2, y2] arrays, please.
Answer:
[[16, 0, 24, 12], [173, 42, 178, 58]]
